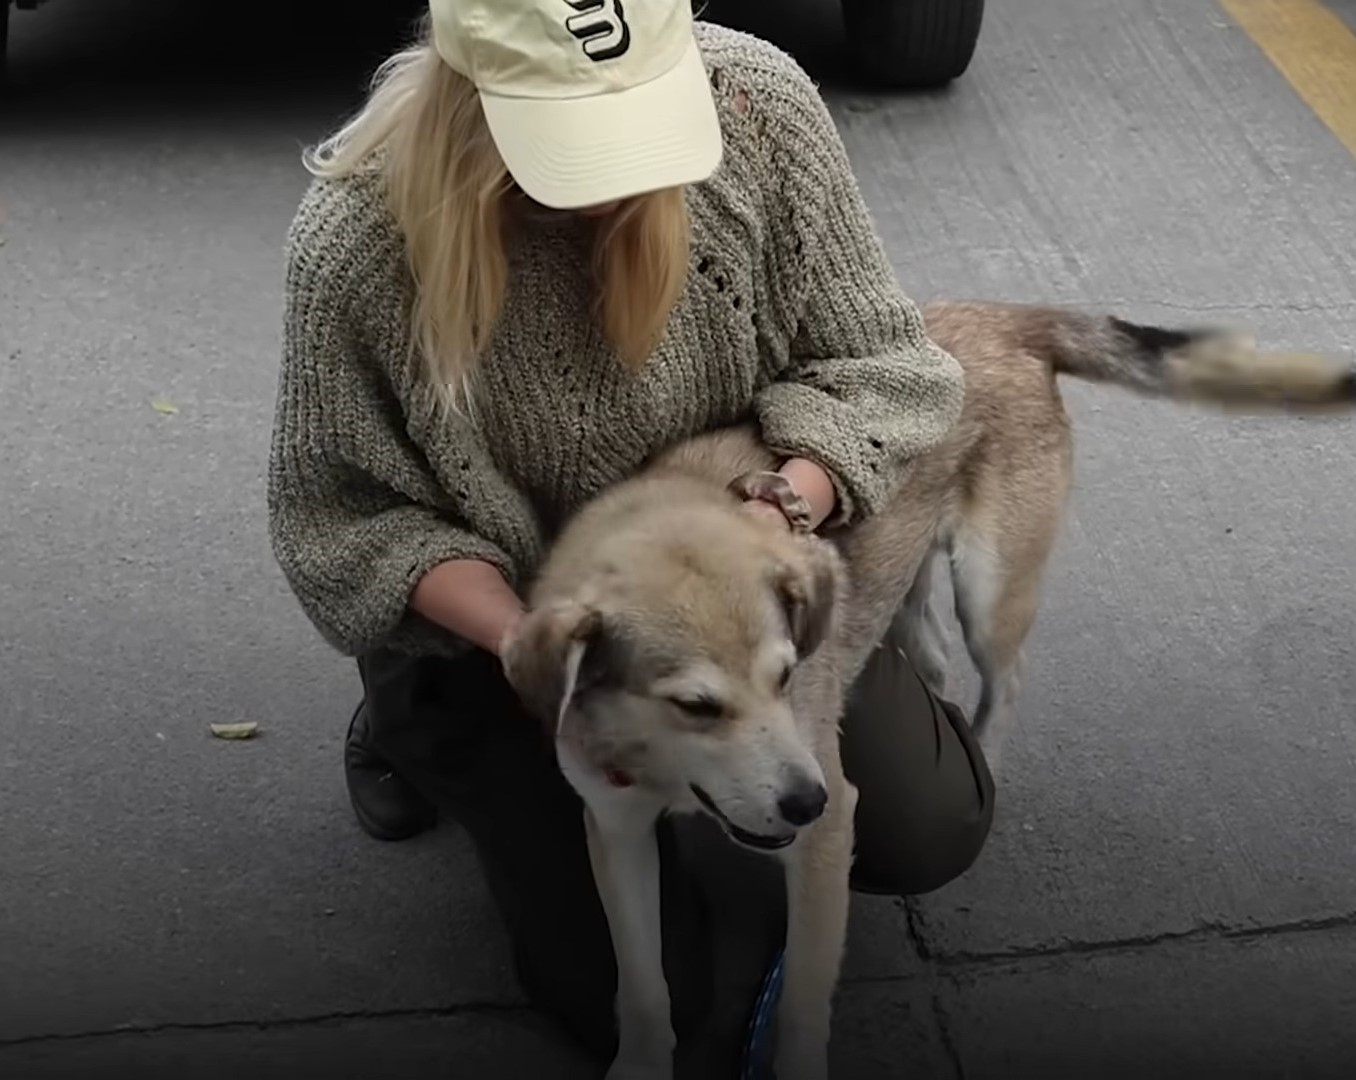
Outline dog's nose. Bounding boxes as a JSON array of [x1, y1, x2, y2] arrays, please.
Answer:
[[777, 781, 828, 827]]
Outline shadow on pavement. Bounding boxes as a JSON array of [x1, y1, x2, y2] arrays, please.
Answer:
[[1, 0, 429, 131], [1, 0, 874, 136]]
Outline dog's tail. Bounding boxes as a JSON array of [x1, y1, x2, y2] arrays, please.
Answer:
[[1033, 309, 1354, 411]]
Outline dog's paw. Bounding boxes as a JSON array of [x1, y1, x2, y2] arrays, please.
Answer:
[[607, 1016, 674, 1080]]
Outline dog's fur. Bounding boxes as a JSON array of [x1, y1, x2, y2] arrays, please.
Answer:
[[502, 301, 1353, 1080]]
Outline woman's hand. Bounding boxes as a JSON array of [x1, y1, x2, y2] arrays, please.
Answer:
[[738, 458, 838, 532], [778, 458, 837, 529]]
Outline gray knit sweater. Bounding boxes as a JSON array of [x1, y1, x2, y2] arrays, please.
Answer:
[[267, 23, 964, 659]]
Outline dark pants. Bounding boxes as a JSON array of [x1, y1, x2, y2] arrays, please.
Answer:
[[356, 617, 993, 1077]]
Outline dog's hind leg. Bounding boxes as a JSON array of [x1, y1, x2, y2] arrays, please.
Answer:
[[949, 430, 1071, 771], [950, 528, 1044, 772], [897, 543, 951, 697]]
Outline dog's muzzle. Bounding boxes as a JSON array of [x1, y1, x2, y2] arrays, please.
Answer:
[[690, 784, 796, 851]]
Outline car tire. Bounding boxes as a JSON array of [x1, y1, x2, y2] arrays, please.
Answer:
[[841, 0, 985, 88], [1, 2, 10, 86]]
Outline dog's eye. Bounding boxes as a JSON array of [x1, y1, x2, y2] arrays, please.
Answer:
[[669, 697, 725, 720], [778, 666, 794, 692]]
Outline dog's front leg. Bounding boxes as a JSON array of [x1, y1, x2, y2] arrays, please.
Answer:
[[577, 780, 675, 1080], [774, 769, 858, 1080]]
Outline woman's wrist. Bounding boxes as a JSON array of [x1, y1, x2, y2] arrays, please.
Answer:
[[409, 558, 525, 657], [777, 458, 837, 530]]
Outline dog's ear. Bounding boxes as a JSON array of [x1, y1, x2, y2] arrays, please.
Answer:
[[770, 539, 841, 658], [502, 600, 621, 733]]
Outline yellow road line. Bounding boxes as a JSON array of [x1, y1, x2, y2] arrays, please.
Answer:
[[1220, 0, 1356, 158]]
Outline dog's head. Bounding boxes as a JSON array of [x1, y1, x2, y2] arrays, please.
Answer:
[[503, 498, 843, 852]]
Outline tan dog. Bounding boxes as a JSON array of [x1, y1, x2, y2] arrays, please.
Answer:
[[503, 301, 1353, 1080]]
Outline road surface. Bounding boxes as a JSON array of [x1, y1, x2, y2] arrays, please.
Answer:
[[3, 1, 1355, 1076]]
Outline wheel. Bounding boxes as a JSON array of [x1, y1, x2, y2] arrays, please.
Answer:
[[1, 2, 10, 87], [841, 0, 985, 89]]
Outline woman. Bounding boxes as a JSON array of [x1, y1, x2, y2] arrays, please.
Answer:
[[268, 0, 994, 1073]]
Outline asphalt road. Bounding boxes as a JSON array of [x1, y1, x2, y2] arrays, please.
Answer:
[[2, 1, 1355, 1078]]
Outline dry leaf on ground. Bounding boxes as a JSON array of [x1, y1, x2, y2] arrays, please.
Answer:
[[209, 722, 259, 740]]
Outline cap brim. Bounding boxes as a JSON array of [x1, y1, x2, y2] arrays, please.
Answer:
[[479, 37, 723, 211]]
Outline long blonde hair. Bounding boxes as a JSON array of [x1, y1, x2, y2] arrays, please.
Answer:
[[304, 20, 691, 408]]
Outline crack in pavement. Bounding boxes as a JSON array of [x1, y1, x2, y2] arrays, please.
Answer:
[[1120, 300, 1356, 314], [930, 993, 967, 1080], [7, 911, 1356, 1052], [893, 907, 1356, 976], [902, 897, 966, 1080], [901, 895, 936, 962], [1046, 298, 1356, 316], [0, 1001, 533, 1051]]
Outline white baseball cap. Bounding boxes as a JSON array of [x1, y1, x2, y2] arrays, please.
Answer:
[[428, 0, 724, 210]]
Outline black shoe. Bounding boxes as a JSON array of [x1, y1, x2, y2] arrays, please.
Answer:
[[344, 702, 437, 841]]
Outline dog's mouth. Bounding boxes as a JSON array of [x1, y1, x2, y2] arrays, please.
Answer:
[[690, 785, 795, 852]]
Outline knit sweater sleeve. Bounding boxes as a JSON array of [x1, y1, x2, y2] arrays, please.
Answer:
[[267, 179, 525, 658], [750, 56, 964, 527]]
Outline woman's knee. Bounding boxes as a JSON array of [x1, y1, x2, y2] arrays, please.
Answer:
[[849, 717, 994, 895], [840, 636, 995, 897]]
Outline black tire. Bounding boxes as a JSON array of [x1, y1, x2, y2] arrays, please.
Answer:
[[841, 0, 985, 89], [1, 2, 10, 88]]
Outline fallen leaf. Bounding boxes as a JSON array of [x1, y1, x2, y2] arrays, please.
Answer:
[[210, 722, 259, 740], [150, 398, 179, 415]]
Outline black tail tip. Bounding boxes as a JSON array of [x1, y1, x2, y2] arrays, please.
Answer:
[[1109, 317, 1200, 356], [1341, 367, 1356, 400]]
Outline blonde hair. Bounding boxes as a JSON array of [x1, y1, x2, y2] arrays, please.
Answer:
[[304, 20, 691, 409]]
